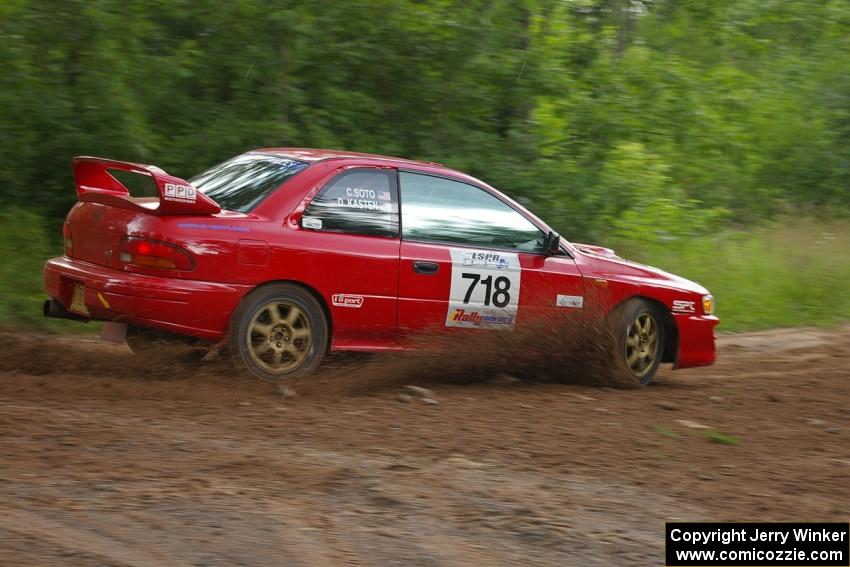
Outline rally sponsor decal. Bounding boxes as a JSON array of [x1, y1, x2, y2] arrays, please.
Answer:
[[336, 186, 392, 212], [332, 294, 364, 308], [163, 182, 196, 203], [301, 216, 323, 230], [556, 294, 584, 309], [445, 249, 521, 330], [176, 222, 250, 233], [448, 309, 514, 326], [672, 299, 696, 313]]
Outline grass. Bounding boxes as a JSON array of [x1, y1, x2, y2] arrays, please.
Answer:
[[654, 425, 679, 438], [2, 210, 849, 334], [617, 220, 850, 332], [704, 430, 740, 445], [0, 208, 95, 334], [0, 208, 53, 324]]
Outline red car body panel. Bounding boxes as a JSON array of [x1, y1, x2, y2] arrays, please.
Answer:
[[397, 240, 587, 337], [44, 148, 717, 369]]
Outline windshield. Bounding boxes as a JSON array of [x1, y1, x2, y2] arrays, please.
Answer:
[[190, 153, 309, 213]]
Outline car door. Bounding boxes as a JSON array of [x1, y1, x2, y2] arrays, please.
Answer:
[[296, 165, 401, 348], [397, 171, 585, 339]]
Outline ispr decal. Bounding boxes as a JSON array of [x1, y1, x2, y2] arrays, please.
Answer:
[[445, 248, 521, 330]]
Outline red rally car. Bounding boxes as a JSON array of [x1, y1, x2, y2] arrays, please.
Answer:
[[44, 149, 718, 384]]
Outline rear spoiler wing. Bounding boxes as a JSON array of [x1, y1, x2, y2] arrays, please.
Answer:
[[72, 156, 220, 215]]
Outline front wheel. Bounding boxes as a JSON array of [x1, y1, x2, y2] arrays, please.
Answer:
[[612, 299, 665, 386], [229, 284, 328, 382]]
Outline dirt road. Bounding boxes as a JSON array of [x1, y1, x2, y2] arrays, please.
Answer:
[[1, 326, 848, 566]]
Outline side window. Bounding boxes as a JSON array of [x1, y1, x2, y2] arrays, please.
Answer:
[[399, 172, 545, 252], [302, 168, 399, 237]]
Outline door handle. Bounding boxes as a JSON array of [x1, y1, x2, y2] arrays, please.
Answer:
[[412, 261, 439, 275]]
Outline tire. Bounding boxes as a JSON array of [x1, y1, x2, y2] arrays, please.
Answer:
[[611, 299, 666, 386], [229, 283, 328, 382], [125, 325, 209, 365]]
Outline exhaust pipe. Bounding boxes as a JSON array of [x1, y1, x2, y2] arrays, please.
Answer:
[[43, 299, 89, 322]]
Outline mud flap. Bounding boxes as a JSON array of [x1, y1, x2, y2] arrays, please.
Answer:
[[100, 322, 128, 344]]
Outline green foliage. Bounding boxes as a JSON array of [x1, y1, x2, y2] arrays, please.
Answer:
[[1, 0, 848, 229], [598, 143, 727, 246], [0, 1, 849, 331]]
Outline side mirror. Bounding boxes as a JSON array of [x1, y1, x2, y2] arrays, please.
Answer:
[[545, 231, 560, 255]]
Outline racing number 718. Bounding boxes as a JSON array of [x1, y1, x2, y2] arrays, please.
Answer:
[[461, 273, 511, 308]]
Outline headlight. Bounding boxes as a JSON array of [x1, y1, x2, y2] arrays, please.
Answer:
[[702, 294, 715, 315]]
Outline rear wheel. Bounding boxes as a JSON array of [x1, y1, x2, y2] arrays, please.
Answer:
[[612, 299, 665, 386], [229, 284, 328, 382]]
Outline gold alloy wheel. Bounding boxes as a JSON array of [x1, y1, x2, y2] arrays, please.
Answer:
[[624, 312, 659, 379], [246, 301, 312, 374]]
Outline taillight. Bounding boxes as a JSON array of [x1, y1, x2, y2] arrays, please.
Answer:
[[62, 223, 72, 256], [119, 236, 194, 270]]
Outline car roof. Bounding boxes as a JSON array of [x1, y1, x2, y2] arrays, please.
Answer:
[[254, 147, 472, 178]]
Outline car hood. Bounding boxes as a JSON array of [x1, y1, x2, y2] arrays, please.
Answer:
[[573, 243, 710, 296], [572, 242, 620, 259]]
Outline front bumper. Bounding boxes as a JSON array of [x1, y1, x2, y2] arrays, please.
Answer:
[[673, 313, 719, 369], [43, 256, 252, 341]]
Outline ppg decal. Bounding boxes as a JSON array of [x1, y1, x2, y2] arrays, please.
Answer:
[[164, 183, 197, 203]]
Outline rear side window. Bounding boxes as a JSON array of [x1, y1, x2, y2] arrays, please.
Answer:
[[301, 168, 399, 237], [190, 153, 308, 213]]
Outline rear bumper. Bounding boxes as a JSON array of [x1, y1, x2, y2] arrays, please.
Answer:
[[673, 313, 719, 369], [43, 256, 251, 341]]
